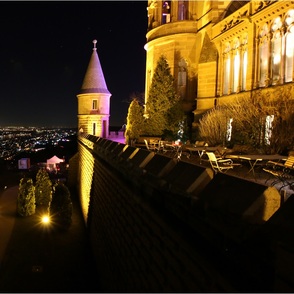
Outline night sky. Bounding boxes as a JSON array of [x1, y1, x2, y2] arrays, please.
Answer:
[[0, 1, 147, 128]]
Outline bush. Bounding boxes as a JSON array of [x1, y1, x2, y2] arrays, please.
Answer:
[[35, 168, 52, 211], [50, 182, 72, 230], [17, 177, 36, 217]]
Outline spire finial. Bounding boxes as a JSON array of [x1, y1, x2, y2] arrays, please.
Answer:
[[93, 39, 97, 50]]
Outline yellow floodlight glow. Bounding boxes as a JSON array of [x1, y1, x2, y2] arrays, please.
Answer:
[[42, 215, 50, 224]]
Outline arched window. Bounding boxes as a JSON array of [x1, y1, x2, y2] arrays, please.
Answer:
[[285, 10, 294, 82], [259, 24, 269, 87], [271, 17, 283, 85], [232, 39, 240, 93], [223, 43, 231, 95]]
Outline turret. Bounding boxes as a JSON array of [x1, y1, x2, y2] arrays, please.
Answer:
[[77, 40, 111, 137]]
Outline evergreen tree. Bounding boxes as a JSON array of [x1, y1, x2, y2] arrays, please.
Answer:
[[50, 182, 73, 230], [17, 177, 36, 216], [145, 55, 184, 137], [125, 98, 145, 145], [35, 168, 52, 211]]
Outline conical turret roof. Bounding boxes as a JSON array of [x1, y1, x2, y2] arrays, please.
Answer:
[[79, 40, 110, 94]]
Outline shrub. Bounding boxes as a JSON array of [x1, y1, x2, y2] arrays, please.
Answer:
[[35, 168, 52, 211], [125, 98, 145, 145], [17, 177, 36, 217], [50, 182, 72, 230]]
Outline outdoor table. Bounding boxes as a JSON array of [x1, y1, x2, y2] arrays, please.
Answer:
[[225, 154, 287, 177]]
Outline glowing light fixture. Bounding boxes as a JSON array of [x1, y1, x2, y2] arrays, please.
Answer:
[[42, 215, 50, 224]]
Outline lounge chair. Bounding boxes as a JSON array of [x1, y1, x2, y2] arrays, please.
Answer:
[[206, 152, 236, 173]]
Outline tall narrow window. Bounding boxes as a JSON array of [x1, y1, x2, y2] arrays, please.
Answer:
[[241, 36, 248, 91], [162, 1, 171, 24], [285, 10, 294, 82], [232, 39, 240, 93], [259, 24, 269, 87], [241, 51, 248, 90], [223, 43, 231, 95], [178, 0, 187, 20], [93, 123, 96, 136], [271, 17, 283, 85], [92, 100, 98, 110]]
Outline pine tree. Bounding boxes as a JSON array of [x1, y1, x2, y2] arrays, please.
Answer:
[[145, 55, 184, 137], [50, 182, 73, 230], [35, 168, 52, 211], [17, 177, 36, 216], [125, 98, 145, 145]]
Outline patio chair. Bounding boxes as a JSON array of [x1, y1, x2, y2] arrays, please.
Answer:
[[157, 140, 168, 154], [263, 155, 294, 190], [206, 152, 235, 173], [144, 139, 158, 152]]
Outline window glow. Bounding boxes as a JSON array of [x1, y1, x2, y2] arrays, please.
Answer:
[[233, 51, 240, 93], [271, 31, 282, 84], [285, 26, 294, 82], [259, 24, 269, 87], [285, 9, 294, 26], [223, 43, 231, 95], [259, 39, 269, 86]]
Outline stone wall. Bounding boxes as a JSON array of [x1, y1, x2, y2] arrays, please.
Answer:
[[71, 133, 294, 292]]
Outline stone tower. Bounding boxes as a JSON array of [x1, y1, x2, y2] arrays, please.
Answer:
[[77, 40, 111, 137], [144, 1, 246, 126]]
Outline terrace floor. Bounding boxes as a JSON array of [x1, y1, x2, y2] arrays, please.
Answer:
[[166, 148, 294, 199]]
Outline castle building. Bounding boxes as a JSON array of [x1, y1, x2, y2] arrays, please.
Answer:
[[145, 0, 294, 128], [77, 40, 111, 138]]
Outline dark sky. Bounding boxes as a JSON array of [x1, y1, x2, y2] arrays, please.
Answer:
[[0, 1, 147, 128]]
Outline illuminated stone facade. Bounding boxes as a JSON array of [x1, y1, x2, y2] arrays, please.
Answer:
[[145, 0, 294, 126], [77, 40, 111, 137]]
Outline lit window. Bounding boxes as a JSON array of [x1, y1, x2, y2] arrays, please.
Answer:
[[162, 1, 171, 24], [241, 36, 248, 91], [258, 24, 269, 87], [232, 39, 240, 93], [285, 10, 294, 82], [242, 50, 248, 91], [223, 43, 231, 95], [271, 17, 282, 85]]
